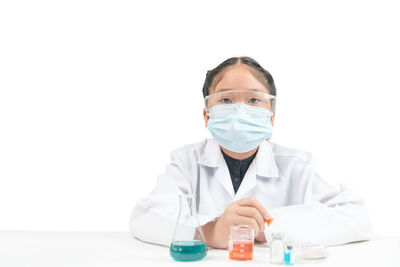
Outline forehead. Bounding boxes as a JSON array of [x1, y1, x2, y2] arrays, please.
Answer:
[[212, 64, 270, 94]]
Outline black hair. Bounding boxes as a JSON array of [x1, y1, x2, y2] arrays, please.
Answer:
[[202, 56, 276, 98]]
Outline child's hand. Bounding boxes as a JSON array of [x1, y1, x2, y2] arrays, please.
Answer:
[[202, 197, 271, 249]]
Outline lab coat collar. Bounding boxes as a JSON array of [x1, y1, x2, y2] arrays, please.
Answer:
[[254, 140, 280, 178], [198, 138, 280, 178], [197, 138, 223, 168]]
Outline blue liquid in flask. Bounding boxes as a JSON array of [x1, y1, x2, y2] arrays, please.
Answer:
[[170, 240, 207, 261]]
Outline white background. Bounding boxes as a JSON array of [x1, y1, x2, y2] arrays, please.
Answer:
[[0, 0, 399, 236]]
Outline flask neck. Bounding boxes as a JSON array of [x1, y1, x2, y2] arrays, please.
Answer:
[[172, 194, 205, 243], [179, 194, 197, 217]]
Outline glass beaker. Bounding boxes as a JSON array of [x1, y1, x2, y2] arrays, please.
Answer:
[[228, 225, 254, 261], [170, 194, 207, 261]]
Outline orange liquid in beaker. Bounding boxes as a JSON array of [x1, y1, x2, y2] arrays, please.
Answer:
[[229, 240, 253, 261]]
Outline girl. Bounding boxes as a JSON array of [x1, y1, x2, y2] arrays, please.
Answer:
[[129, 56, 372, 248]]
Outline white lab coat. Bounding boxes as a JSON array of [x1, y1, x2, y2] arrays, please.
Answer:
[[129, 138, 372, 247]]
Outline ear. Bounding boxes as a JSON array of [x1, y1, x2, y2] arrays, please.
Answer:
[[270, 112, 275, 127], [203, 108, 209, 127]]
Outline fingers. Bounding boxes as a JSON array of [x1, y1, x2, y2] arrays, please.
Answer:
[[236, 206, 265, 232], [234, 215, 261, 236], [219, 197, 272, 240], [238, 197, 271, 219]]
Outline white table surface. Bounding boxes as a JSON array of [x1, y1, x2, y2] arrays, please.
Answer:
[[0, 231, 399, 267]]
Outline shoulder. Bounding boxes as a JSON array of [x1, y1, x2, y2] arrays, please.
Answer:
[[269, 142, 315, 165], [169, 139, 209, 163], [170, 139, 208, 156]]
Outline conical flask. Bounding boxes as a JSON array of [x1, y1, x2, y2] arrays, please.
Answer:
[[170, 194, 207, 261]]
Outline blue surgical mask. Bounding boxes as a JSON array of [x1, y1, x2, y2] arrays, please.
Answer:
[[207, 102, 273, 153]]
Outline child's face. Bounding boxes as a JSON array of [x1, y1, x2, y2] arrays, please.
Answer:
[[203, 64, 275, 128]]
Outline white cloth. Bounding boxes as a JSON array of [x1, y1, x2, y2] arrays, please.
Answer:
[[129, 138, 372, 247]]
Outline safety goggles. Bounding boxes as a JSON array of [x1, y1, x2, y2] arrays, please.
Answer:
[[204, 90, 276, 115]]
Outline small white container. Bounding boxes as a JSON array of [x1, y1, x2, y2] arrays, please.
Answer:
[[270, 232, 285, 264]]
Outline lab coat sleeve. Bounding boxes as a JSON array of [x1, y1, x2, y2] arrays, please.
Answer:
[[264, 158, 373, 247], [129, 149, 194, 247]]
